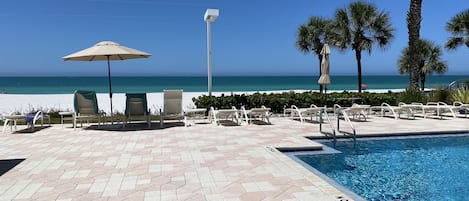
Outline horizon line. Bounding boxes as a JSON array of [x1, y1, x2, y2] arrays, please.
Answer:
[[1, 74, 469, 77]]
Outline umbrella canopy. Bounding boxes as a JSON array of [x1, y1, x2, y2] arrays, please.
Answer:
[[318, 44, 331, 86], [63, 41, 151, 123], [63, 41, 151, 61]]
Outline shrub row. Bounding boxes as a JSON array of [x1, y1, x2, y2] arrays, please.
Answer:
[[192, 88, 469, 114], [192, 91, 401, 113]]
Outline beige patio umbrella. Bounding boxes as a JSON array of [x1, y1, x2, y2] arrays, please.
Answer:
[[318, 44, 331, 93], [63, 41, 151, 123]]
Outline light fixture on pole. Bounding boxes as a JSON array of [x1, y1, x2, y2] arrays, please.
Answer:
[[204, 8, 219, 97]]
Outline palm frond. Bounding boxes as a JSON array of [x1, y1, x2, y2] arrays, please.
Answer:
[[445, 9, 469, 50], [330, 8, 351, 50], [445, 37, 464, 50], [295, 25, 311, 54], [398, 47, 410, 74], [328, 1, 394, 92], [399, 39, 447, 77], [295, 17, 333, 56]]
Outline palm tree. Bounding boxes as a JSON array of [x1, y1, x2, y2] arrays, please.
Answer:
[[407, 0, 423, 90], [296, 17, 331, 93], [330, 1, 394, 93], [445, 9, 469, 50], [398, 39, 447, 90]]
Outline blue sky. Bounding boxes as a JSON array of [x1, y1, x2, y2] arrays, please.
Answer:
[[1, 0, 468, 76]]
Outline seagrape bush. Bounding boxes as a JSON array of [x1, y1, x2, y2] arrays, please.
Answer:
[[397, 88, 427, 104], [192, 91, 400, 113], [428, 88, 451, 103]]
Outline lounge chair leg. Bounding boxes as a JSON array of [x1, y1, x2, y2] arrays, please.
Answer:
[[3, 120, 9, 133], [147, 116, 151, 128], [183, 116, 188, 127], [159, 109, 163, 128], [73, 118, 77, 130]]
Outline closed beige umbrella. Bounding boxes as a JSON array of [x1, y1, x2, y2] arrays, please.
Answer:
[[63, 41, 152, 123], [318, 44, 331, 92]]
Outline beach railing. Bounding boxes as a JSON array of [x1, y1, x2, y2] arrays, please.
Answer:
[[448, 79, 469, 90]]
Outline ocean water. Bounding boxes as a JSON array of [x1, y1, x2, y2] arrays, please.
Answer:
[[0, 75, 467, 94]]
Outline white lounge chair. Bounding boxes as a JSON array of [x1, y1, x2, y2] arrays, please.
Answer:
[[290, 104, 322, 123], [161, 90, 184, 127], [381, 102, 422, 119], [183, 108, 208, 127], [344, 104, 370, 121], [26, 111, 50, 131], [423, 102, 456, 119], [283, 105, 293, 118], [452, 101, 469, 118], [241, 106, 271, 124], [2, 110, 51, 133], [380, 103, 404, 119], [399, 102, 425, 119], [2, 113, 25, 133], [210, 106, 240, 126]]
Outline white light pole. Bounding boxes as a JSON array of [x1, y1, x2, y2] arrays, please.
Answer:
[[204, 8, 219, 97]]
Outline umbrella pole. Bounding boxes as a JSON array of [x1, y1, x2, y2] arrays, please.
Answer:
[[322, 85, 327, 106], [107, 56, 113, 125]]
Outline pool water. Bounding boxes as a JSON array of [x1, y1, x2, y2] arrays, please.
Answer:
[[297, 135, 469, 201]]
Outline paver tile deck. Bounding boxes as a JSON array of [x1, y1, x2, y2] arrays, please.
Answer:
[[1, 115, 468, 201]]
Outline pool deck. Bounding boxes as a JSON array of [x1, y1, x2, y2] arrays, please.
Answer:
[[1, 115, 469, 201]]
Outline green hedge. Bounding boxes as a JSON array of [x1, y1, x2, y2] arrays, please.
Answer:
[[192, 91, 401, 113]]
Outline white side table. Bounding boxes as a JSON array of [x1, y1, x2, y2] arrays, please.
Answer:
[[2, 115, 26, 133], [184, 108, 207, 127], [59, 111, 75, 128]]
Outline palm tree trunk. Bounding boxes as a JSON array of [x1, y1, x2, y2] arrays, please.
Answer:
[[318, 54, 323, 93], [419, 61, 426, 91], [420, 72, 426, 91], [355, 50, 362, 93], [407, 0, 423, 90]]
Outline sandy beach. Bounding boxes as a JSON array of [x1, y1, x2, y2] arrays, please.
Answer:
[[0, 92, 202, 115], [0, 89, 408, 114]]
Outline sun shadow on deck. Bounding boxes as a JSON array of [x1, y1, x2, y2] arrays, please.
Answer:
[[249, 120, 273, 125], [216, 120, 240, 126], [83, 122, 185, 132], [289, 118, 322, 124], [13, 126, 51, 134], [0, 159, 25, 176]]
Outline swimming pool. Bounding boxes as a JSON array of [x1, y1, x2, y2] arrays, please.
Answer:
[[294, 134, 469, 201]]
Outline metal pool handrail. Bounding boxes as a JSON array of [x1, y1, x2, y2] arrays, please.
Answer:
[[319, 106, 336, 139], [334, 104, 356, 140]]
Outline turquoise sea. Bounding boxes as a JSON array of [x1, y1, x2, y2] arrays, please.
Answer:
[[0, 75, 467, 94]]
